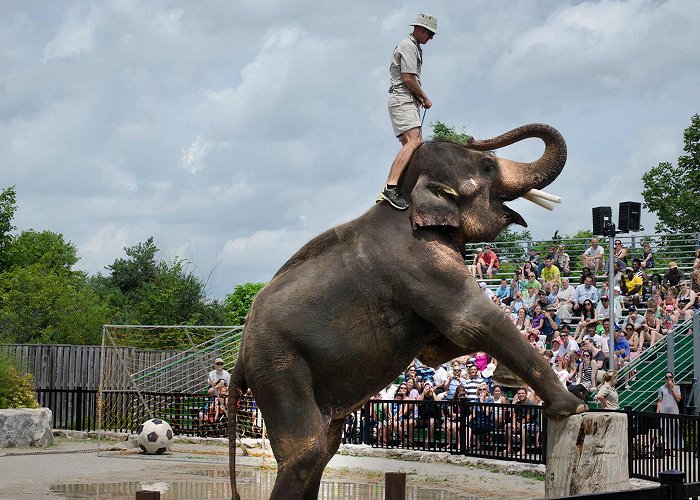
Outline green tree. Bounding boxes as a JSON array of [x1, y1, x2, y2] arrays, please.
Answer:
[[223, 282, 266, 325], [0, 353, 39, 409], [642, 114, 700, 233], [4, 230, 78, 270], [0, 186, 17, 271]]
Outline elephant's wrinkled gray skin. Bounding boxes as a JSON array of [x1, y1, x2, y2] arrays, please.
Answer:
[[227, 124, 586, 499]]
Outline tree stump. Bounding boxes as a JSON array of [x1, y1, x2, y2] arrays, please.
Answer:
[[545, 412, 628, 498]]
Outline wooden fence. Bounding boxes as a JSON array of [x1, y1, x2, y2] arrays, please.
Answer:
[[0, 344, 181, 390]]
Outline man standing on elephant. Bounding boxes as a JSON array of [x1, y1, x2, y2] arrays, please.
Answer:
[[378, 13, 437, 210]]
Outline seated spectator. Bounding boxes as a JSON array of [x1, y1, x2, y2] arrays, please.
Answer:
[[405, 378, 420, 399], [624, 323, 643, 356], [495, 278, 510, 301], [641, 308, 663, 347], [554, 244, 571, 277], [614, 239, 628, 264], [663, 262, 685, 291], [563, 351, 579, 383], [576, 321, 597, 344], [639, 242, 654, 270], [549, 339, 561, 365], [432, 363, 450, 395], [526, 249, 540, 273], [625, 305, 645, 333], [649, 273, 667, 299], [596, 295, 613, 321], [207, 357, 231, 395], [208, 383, 229, 423], [526, 330, 545, 354], [572, 276, 600, 316], [513, 307, 531, 336], [541, 304, 561, 343], [522, 271, 542, 295], [445, 367, 465, 400], [581, 336, 605, 384], [469, 247, 484, 279], [692, 269, 700, 295], [490, 385, 510, 430], [676, 281, 697, 321], [557, 277, 576, 321], [661, 304, 677, 333], [574, 299, 598, 338], [613, 327, 631, 368], [579, 266, 594, 285], [529, 304, 546, 334], [552, 354, 571, 386], [480, 243, 499, 278], [479, 281, 495, 299], [568, 348, 596, 401], [620, 268, 643, 306], [541, 256, 561, 286], [416, 381, 444, 444], [582, 238, 605, 275], [547, 283, 560, 306], [554, 326, 579, 356]]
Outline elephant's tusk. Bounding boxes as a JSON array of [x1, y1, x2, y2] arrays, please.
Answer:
[[523, 192, 555, 211], [528, 188, 561, 204]]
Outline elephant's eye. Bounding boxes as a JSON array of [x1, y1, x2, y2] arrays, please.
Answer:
[[480, 158, 497, 176]]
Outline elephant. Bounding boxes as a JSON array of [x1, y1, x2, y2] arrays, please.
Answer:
[[227, 123, 586, 499]]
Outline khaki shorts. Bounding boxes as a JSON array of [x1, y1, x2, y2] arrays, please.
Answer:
[[388, 94, 420, 138]]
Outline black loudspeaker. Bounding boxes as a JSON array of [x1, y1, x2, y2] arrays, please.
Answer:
[[619, 201, 641, 232], [592, 206, 612, 235]]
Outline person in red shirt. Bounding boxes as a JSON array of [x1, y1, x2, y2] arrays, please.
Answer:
[[480, 244, 499, 278]]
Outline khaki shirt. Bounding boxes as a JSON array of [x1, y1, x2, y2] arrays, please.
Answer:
[[389, 35, 422, 99]]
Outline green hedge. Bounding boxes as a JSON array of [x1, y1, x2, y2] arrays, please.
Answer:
[[0, 352, 39, 409]]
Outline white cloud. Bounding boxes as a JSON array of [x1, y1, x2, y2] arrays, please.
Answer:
[[43, 7, 98, 61], [181, 135, 213, 174]]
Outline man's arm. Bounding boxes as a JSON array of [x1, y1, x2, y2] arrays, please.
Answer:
[[401, 73, 432, 108]]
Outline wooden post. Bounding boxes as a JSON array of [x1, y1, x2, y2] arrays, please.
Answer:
[[135, 491, 160, 500], [545, 412, 628, 498], [385, 472, 406, 500]]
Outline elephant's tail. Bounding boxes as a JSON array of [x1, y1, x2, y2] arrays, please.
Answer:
[[228, 359, 248, 500]]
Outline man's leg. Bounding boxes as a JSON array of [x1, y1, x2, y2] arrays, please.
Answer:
[[379, 127, 422, 210]]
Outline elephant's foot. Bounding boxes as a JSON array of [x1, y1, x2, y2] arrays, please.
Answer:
[[543, 392, 588, 420]]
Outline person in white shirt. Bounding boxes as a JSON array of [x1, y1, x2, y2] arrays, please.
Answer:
[[582, 238, 605, 274], [554, 326, 579, 358], [207, 357, 231, 394]]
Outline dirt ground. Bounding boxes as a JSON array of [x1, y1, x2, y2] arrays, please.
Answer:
[[0, 437, 549, 499], [0, 436, 660, 499]]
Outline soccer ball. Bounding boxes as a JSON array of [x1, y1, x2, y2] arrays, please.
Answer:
[[136, 418, 174, 455]]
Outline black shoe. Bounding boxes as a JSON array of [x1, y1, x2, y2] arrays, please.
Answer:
[[378, 186, 409, 210]]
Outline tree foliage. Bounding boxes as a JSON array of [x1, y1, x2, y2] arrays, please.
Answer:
[[0, 186, 17, 272], [429, 121, 473, 143], [642, 114, 700, 233], [0, 353, 38, 409], [223, 282, 266, 325]]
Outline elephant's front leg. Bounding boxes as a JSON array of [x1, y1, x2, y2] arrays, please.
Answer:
[[462, 306, 586, 419]]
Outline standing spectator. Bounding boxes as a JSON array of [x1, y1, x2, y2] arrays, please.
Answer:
[[596, 371, 619, 410], [481, 244, 499, 278], [207, 357, 231, 394], [572, 276, 600, 315], [614, 239, 628, 264], [582, 238, 605, 275], [663, 262, 685, 290], [432, 363, 449, 395], [657, 371, 683, 455], [639, 242, 655, 270], [467, 383, 494, 448], [463, 365, 484, 401], [506, 388, 538, 456], [445, 367, 465, 400]]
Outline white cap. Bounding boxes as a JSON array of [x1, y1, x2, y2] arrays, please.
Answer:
[[479, 282, 488, 288], [410, 13, 438, 34]]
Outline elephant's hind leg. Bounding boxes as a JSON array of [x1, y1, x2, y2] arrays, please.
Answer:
[[262, 388, 340, 500]]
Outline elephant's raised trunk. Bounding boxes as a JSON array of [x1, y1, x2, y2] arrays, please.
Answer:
[[468, 123, 567, 200]]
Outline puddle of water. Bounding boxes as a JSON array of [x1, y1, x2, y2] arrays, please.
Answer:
[[50, 469, 478, 499]]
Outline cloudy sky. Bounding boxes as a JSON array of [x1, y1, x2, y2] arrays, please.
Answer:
[[2, 0, 699, 298]]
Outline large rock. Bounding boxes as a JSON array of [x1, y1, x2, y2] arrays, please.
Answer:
[[0, 408, 53, 448], [545, 412, 628, 498]]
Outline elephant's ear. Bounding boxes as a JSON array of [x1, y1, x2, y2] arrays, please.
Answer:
[[410, 175, 460, 229]]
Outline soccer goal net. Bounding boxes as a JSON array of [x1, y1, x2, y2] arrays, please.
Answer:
[[97, 325, 263, 454]]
